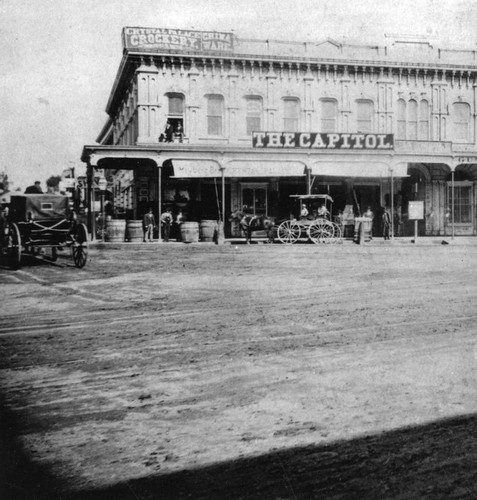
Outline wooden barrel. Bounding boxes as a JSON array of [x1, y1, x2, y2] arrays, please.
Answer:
[[354, 217, 372, 243], [126, 220, 144, 242], [105, 219, 126, 242], [199, 220, 218, 242], [180, 222, 199, 243]]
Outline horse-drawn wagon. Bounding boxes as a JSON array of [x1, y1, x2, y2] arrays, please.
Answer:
[[276, 194, 342, 244], [0, 194, 88, 269]]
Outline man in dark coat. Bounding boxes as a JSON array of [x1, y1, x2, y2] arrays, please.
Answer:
[[25, 181, 43, 194]]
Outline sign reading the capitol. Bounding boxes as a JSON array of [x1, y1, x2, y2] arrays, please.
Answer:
[[123, 27, 234, 53], [252, 132, 394, 150]]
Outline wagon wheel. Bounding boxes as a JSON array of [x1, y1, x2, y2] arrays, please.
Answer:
[[72, 223, 88, 268], [277, 220, 301, 244], [1, 222, 22, 269], [331, 223, 343, 244], [307, 219, 334, 244]]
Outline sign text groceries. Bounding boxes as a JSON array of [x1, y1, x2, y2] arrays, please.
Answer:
[[123, 27, 234, 52], [252, 132, 394, 150]]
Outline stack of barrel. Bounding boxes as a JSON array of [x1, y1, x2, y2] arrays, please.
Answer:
[[179, 220, 218, 243], [104, 219, 144, 242]]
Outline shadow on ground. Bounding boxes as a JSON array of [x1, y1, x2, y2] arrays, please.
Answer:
[[2, 400, 476, 500]]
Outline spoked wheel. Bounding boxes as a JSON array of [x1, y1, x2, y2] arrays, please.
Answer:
[[1, 222, 22, 269], [277, 220, 301, 244], [307, 219, 335, 244], [330, 223, 343, 244], [72, 223, 88, 268]]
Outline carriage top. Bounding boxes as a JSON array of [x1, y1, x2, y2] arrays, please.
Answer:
[[8, 194, 70, 223], [289, 194, 333, 203]]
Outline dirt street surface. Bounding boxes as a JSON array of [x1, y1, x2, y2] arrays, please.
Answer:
[[1, 240, 477, 499]]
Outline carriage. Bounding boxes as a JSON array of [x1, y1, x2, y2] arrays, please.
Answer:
[[0, 194, 88, 269], [276, 194, 343, 244]]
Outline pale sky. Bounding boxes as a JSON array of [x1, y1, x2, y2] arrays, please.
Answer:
[[1, 0, 476, 190]]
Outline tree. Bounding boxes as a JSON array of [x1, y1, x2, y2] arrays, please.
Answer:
[[46, 175, 62, 192]]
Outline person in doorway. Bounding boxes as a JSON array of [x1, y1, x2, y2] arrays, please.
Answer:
[[393, 209, 402, 237], [25, 181, 43, 194], [173, 210, 184, 241], [382, 206, 392, 240], [364, 206, 374, 239], [160, 209, 173, 242], [174, 123, 183, 143], [164, 121, 174, 143], [143, 208, 156, 242]]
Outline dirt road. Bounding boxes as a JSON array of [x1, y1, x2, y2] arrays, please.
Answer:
[[1, 241, 477, 499]]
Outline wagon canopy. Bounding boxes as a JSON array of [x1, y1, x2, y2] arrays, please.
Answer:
[[9, 194, 70, 222]]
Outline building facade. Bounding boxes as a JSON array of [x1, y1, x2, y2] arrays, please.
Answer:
[[82, 27, 477, 238]]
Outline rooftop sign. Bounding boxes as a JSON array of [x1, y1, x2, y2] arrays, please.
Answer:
[[252, 132, 394, 150], [123, 27, 234, 53]]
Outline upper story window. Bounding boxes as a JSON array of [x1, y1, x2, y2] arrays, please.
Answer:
[[419, 100, 430, 140], [356, 100, 374, 133], [397, 99, 406, 139], [320, 99, 338, 132], [283, 98, 300, 132], [165, 93, 184, 140], [206, 94, 224, 136], [452, 102, 471, 142], [397, 98, 430, 140], [245, 97, 262, 135], [408, 100, 418, 140]]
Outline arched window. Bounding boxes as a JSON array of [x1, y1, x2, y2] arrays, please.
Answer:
[[283, 98, 300, 132], [206, 94, 224, 136], [356, 99, 374, 133], [408, 100, 418, 140], [419, 100, 430, 140], [453, 102, 471, 142], [397, 99, 406, 139], [245, 97, 262, 135], [320, 99, 338, 132], [165, 93, 185, 135]]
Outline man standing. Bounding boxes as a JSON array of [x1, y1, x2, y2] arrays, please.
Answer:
[[160, 209, 173, 242], [143, 208, 156, 242], [382, 206, 392, 240]]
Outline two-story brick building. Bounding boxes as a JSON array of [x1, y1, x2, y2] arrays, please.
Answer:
[[81, 27, 477, 239]]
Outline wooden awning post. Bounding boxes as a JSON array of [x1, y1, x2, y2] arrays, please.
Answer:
[[390, 166, 394, 240], [157, 163, 162, 243], [451, 169, 455, 240], [86, 162, 94, 240]]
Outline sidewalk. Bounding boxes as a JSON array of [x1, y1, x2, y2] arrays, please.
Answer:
[[89, 236, 477, 247]]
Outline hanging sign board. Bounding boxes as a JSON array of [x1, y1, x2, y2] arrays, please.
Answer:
[[408, 201, 424, 220], [252, 132, 394, 150], [123, 27, 234, 53]]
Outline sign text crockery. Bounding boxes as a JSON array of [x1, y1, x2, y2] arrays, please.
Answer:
[[252, 132, 394, 150], [123, 27, 234, 52]]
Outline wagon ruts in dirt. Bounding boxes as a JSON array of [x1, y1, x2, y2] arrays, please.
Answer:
[[0, 194, 89, 269], [276, 194, 343, 245]]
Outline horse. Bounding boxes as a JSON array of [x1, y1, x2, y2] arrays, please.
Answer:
[[229, 210, 275, 244]]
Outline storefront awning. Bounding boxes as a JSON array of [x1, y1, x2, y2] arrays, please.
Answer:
[[171, 160, 223, 178], [171, 159, 306, 178], [310, 161, 408, 178], [225, 160, 305, 177]]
